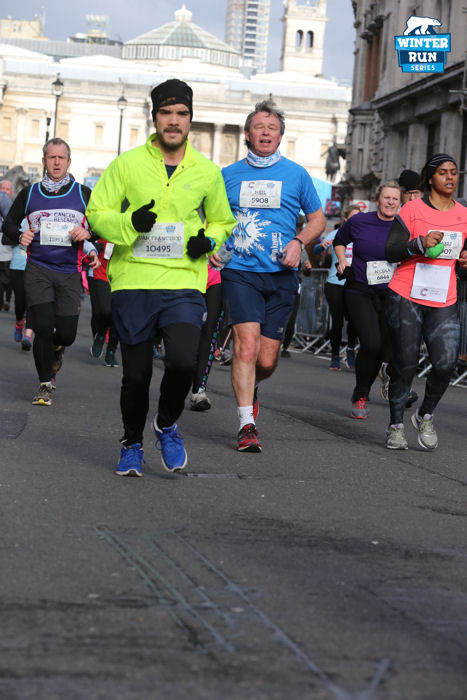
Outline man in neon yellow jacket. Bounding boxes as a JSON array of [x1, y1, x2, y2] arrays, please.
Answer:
[[86, 79, 236, 477]]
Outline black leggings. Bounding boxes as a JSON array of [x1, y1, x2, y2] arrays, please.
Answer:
[[10, 269, 28, 324], [385, 291, 460, 424], [120, 322, 201, 446], [345, 289, 392, 402], [192, 282, 223, 392], [87, 276, 118, 352], [324, 282, 358, 355], [29, 302, 78, 382], [282, 292, 300, 350]]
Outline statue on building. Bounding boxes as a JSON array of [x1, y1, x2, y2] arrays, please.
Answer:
[[324, 140, 341, 182]]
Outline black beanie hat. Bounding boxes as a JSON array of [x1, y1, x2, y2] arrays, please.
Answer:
[[150, 79, 193, 121], [398, 169, 421, 191]]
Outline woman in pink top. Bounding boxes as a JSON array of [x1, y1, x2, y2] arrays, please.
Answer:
[[384, 154, 467, 450]]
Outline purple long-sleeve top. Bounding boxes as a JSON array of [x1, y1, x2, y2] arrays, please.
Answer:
[[333, 210, 394, 290]]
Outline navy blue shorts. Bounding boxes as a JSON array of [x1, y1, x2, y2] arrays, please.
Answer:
[[221, 268, 298, 340], [111, 289, 207, 345]]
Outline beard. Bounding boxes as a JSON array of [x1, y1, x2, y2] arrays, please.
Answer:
[[157, 130, 188, 151]]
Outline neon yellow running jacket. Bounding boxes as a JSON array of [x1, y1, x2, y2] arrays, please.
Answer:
[[86, 134, 236, 292]]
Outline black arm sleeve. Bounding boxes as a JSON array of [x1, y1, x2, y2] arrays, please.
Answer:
[[1, 187, 30, 245], [385, 215, 425, 263], [333, 235, 346, 248]]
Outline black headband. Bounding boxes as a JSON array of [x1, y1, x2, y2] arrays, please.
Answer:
[[426, 153, 457, 179]]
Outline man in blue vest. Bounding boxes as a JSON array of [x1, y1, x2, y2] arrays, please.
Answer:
[[2, 138, 98, 406]]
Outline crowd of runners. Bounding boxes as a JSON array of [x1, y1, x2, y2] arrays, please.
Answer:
[[2, 78, 466, 476]]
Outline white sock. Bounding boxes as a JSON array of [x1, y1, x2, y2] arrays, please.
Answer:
[[238, 405, 254, 430]]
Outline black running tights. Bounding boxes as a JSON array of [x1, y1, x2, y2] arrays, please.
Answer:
[[385, 291, 460, 424], [29, 302, 78, 382], [345, 290, 391, 402], [192, 282, 223, 392], [120, 322, 201, 446], [87, 276, 118, 352], [10, 269, 28, 324], [324, 282, 358, 355]]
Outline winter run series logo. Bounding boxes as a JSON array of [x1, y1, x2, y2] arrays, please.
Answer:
[[394, 15, 451, 73]]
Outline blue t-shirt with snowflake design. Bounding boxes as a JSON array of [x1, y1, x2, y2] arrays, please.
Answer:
[[221, 156, 322, 273]]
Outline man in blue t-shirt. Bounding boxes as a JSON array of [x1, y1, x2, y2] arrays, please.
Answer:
[[210, 99, 325, 453]]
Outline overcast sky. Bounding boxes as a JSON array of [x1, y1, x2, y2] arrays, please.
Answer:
[[6, 0, 355, 83]]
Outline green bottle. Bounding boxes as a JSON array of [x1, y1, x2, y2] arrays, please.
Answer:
[[426, 242, 444, 259]]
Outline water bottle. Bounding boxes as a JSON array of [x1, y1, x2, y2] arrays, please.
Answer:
[[426, 242, 444, 259], [217, 242, 234, 268]]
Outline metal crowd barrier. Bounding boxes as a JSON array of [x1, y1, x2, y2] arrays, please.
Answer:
[[293, 269, 331, 354]]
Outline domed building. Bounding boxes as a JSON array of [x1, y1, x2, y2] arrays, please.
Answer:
[[123, 5, 240, 73], [0, 2, 349, 198]]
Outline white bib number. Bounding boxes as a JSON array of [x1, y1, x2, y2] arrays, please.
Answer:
[[133, 222, 184, 259], [103, 242, 114, 260], [411, 262, 451, 303], [428, 230, 463, 259], [366, 260, 396, 285], [40, 220, 72, 246], [239, 180, 282, 208]]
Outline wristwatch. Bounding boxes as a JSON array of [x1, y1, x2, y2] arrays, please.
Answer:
[[293, 237, 305, 251]]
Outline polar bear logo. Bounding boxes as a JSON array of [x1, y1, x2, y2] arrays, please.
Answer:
[[404, 16, 442, 35]]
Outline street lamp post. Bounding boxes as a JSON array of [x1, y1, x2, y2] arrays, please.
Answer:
[[45, 114, 52, 144], [52, 74, 64, 137], [117, 92, 127, 155]]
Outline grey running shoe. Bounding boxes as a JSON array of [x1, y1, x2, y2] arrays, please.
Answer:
[[190, 389, 211, 411], [386, 423, 408, 450], [350, 397, 369, 419], [411, 410, 438, 450], [32, 382, 53, 406]]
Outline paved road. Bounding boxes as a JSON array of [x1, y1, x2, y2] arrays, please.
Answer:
[[1, 299, 466, 699]]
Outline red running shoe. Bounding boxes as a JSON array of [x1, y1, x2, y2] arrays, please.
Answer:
[[350, 397, 369, 419], [237, 423, 261, 452]]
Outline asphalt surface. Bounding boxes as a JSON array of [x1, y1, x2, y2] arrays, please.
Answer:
[[1, 298, 466, 700]]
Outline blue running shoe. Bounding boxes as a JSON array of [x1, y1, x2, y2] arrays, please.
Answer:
[[115, 443, 145, 477], [14, 322, 24, 342], [153, 418, 187, 472]]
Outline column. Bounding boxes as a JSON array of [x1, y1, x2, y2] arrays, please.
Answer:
[[237, 125, 245, 160], [15, 108, 27, 167], [211, 123, 224, 165]]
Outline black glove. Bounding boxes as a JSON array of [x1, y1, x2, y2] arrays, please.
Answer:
[[335, 262, 354, 282], [186, 228, 213, 259], [131, 200, 157, 233]]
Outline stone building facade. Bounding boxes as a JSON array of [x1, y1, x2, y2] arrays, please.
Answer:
[[0, 5, 350, 193], [344, 0, 466, 203]]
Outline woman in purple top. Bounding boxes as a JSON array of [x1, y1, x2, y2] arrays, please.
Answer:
[[333, 181, 401, 418]]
